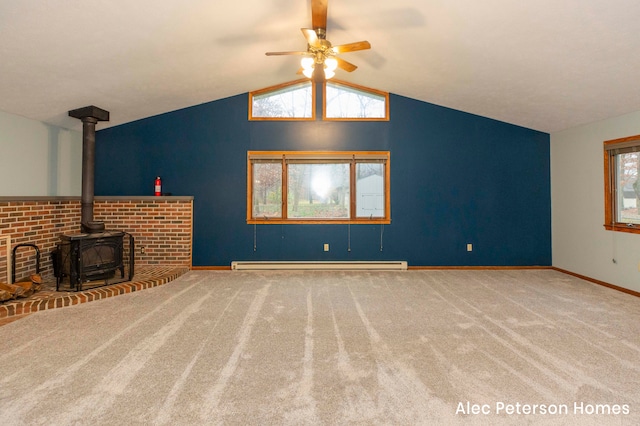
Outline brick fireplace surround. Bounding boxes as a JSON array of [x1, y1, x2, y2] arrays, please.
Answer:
[[0, 196, 193, 323]]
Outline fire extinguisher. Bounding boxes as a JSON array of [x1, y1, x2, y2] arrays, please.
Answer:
[[154, 176, 162, 196]]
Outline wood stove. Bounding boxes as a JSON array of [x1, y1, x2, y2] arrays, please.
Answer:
[[53, 105, 135, 291], [55, 231, 134, 291]]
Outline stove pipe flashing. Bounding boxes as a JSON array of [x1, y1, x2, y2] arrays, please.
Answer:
[[68, 106, 110, 234]]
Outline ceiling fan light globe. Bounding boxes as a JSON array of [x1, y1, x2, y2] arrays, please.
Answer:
[[324, 69, 335, 80], [301, 57, 315, 70], [325, 57, 338, 71], [303, 68, 314, 79]]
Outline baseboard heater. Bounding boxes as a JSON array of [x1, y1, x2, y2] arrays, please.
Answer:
[[231, 261, 408, 271]]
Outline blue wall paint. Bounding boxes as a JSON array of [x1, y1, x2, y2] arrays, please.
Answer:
[[96, 91, 551, 266]]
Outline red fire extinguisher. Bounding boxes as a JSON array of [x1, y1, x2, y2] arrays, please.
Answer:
[[154, 176, 162, 196]]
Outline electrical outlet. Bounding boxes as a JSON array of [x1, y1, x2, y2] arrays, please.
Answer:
[[467, 243, 473, 252], [140, 246, 146, 254], [324, 243, 329, 252]]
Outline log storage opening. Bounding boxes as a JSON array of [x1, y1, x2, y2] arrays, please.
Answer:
[[0, 274, 42, 301], [1, 243, 42, 303]]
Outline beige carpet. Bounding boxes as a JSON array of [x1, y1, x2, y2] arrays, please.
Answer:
[[1, 269, 639, 425]]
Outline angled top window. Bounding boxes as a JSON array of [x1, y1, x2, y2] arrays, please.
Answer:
[[604, 134, 640, 234], [324, 80, 389, 121], [247, 151, 391, 224], [249, 80, 315, 120]]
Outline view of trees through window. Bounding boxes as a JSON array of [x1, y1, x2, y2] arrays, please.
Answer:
[[325, 82, 386, 119], [288, 163, 350, 219], [616, 152, 640, 224], [252, 162, 282, 218], [251, 81, 313, 118]]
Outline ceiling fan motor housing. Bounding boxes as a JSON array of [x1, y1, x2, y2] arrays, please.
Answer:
[[315, 28, 327, 39]]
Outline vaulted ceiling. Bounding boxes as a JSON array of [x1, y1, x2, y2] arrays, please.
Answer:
[[1, 0, 639, 133]]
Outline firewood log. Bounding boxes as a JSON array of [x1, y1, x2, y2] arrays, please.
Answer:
[[0, 289, 11, 302], [13, 281, 34, 298], [30, 274, 42, 291], [0, 282, 25, 298]]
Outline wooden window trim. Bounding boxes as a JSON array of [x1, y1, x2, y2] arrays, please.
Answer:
[[248, 79, 316, 121], [603, 134, 640, 234], [322, 79, 390, 121], [247, 151, 391, 225]]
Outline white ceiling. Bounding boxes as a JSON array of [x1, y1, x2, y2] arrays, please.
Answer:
[[1, 0, 640, 133]]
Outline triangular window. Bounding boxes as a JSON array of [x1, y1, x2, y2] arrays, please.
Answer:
[[324, 81, 388, 120], [249, 80, 315, 120]]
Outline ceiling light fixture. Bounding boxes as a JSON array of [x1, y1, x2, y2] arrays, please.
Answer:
[[266, 1, 371, 80], [300, 55, 338, 80]]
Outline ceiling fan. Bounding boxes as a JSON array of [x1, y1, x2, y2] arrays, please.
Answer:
[[265, 0, 371, 81]]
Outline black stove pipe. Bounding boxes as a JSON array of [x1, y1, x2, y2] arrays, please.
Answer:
[[68, 106, 110, 234]]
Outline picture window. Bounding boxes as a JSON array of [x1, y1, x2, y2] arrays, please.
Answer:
[[248, 151, 391, 224]]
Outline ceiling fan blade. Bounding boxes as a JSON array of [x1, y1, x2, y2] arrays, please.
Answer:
[[332, 41, 371, 54], [265, 51, 309, 56], [301, 28, 320, 47], [336, 57, 358, 72], [312, 0, 328, 30]]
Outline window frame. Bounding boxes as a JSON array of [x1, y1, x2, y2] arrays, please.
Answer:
[[322, 79, 389, 121], [603, 134, 640, 234], [247, 151, 391, 225], [248, 79, 316, 121]]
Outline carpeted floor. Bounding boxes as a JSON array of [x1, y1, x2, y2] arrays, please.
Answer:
[[0, 269, 639, 425]]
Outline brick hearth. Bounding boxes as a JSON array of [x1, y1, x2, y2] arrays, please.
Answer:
[[0, 265, 189, 326], [0, 195, 194, 325]]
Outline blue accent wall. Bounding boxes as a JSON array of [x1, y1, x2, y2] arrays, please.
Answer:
[[96, 90, 551, 266]]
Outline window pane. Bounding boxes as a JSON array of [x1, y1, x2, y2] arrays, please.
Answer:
[[325, 82, 386, 119], [287, 163, 350, 219], [356, 163, 385, 217], [252, 82, 313, 118], [616, 153, 640, 224], [252, 162, 282, 218]]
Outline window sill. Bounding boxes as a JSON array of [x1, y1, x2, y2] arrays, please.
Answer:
[[604, 224, 640, 234], [248, 219, 391, 225]]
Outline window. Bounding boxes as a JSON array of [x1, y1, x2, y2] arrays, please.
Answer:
[[249, 79, 388, 121], [247, 151, 391, 224], [249, 80, 315, 120], [604, 134, 640, 234], [324, 80, 389, 120]]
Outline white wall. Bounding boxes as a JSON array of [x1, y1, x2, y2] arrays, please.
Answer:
[[552, 110, 640, 292], [0, 110, 81, 196]]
